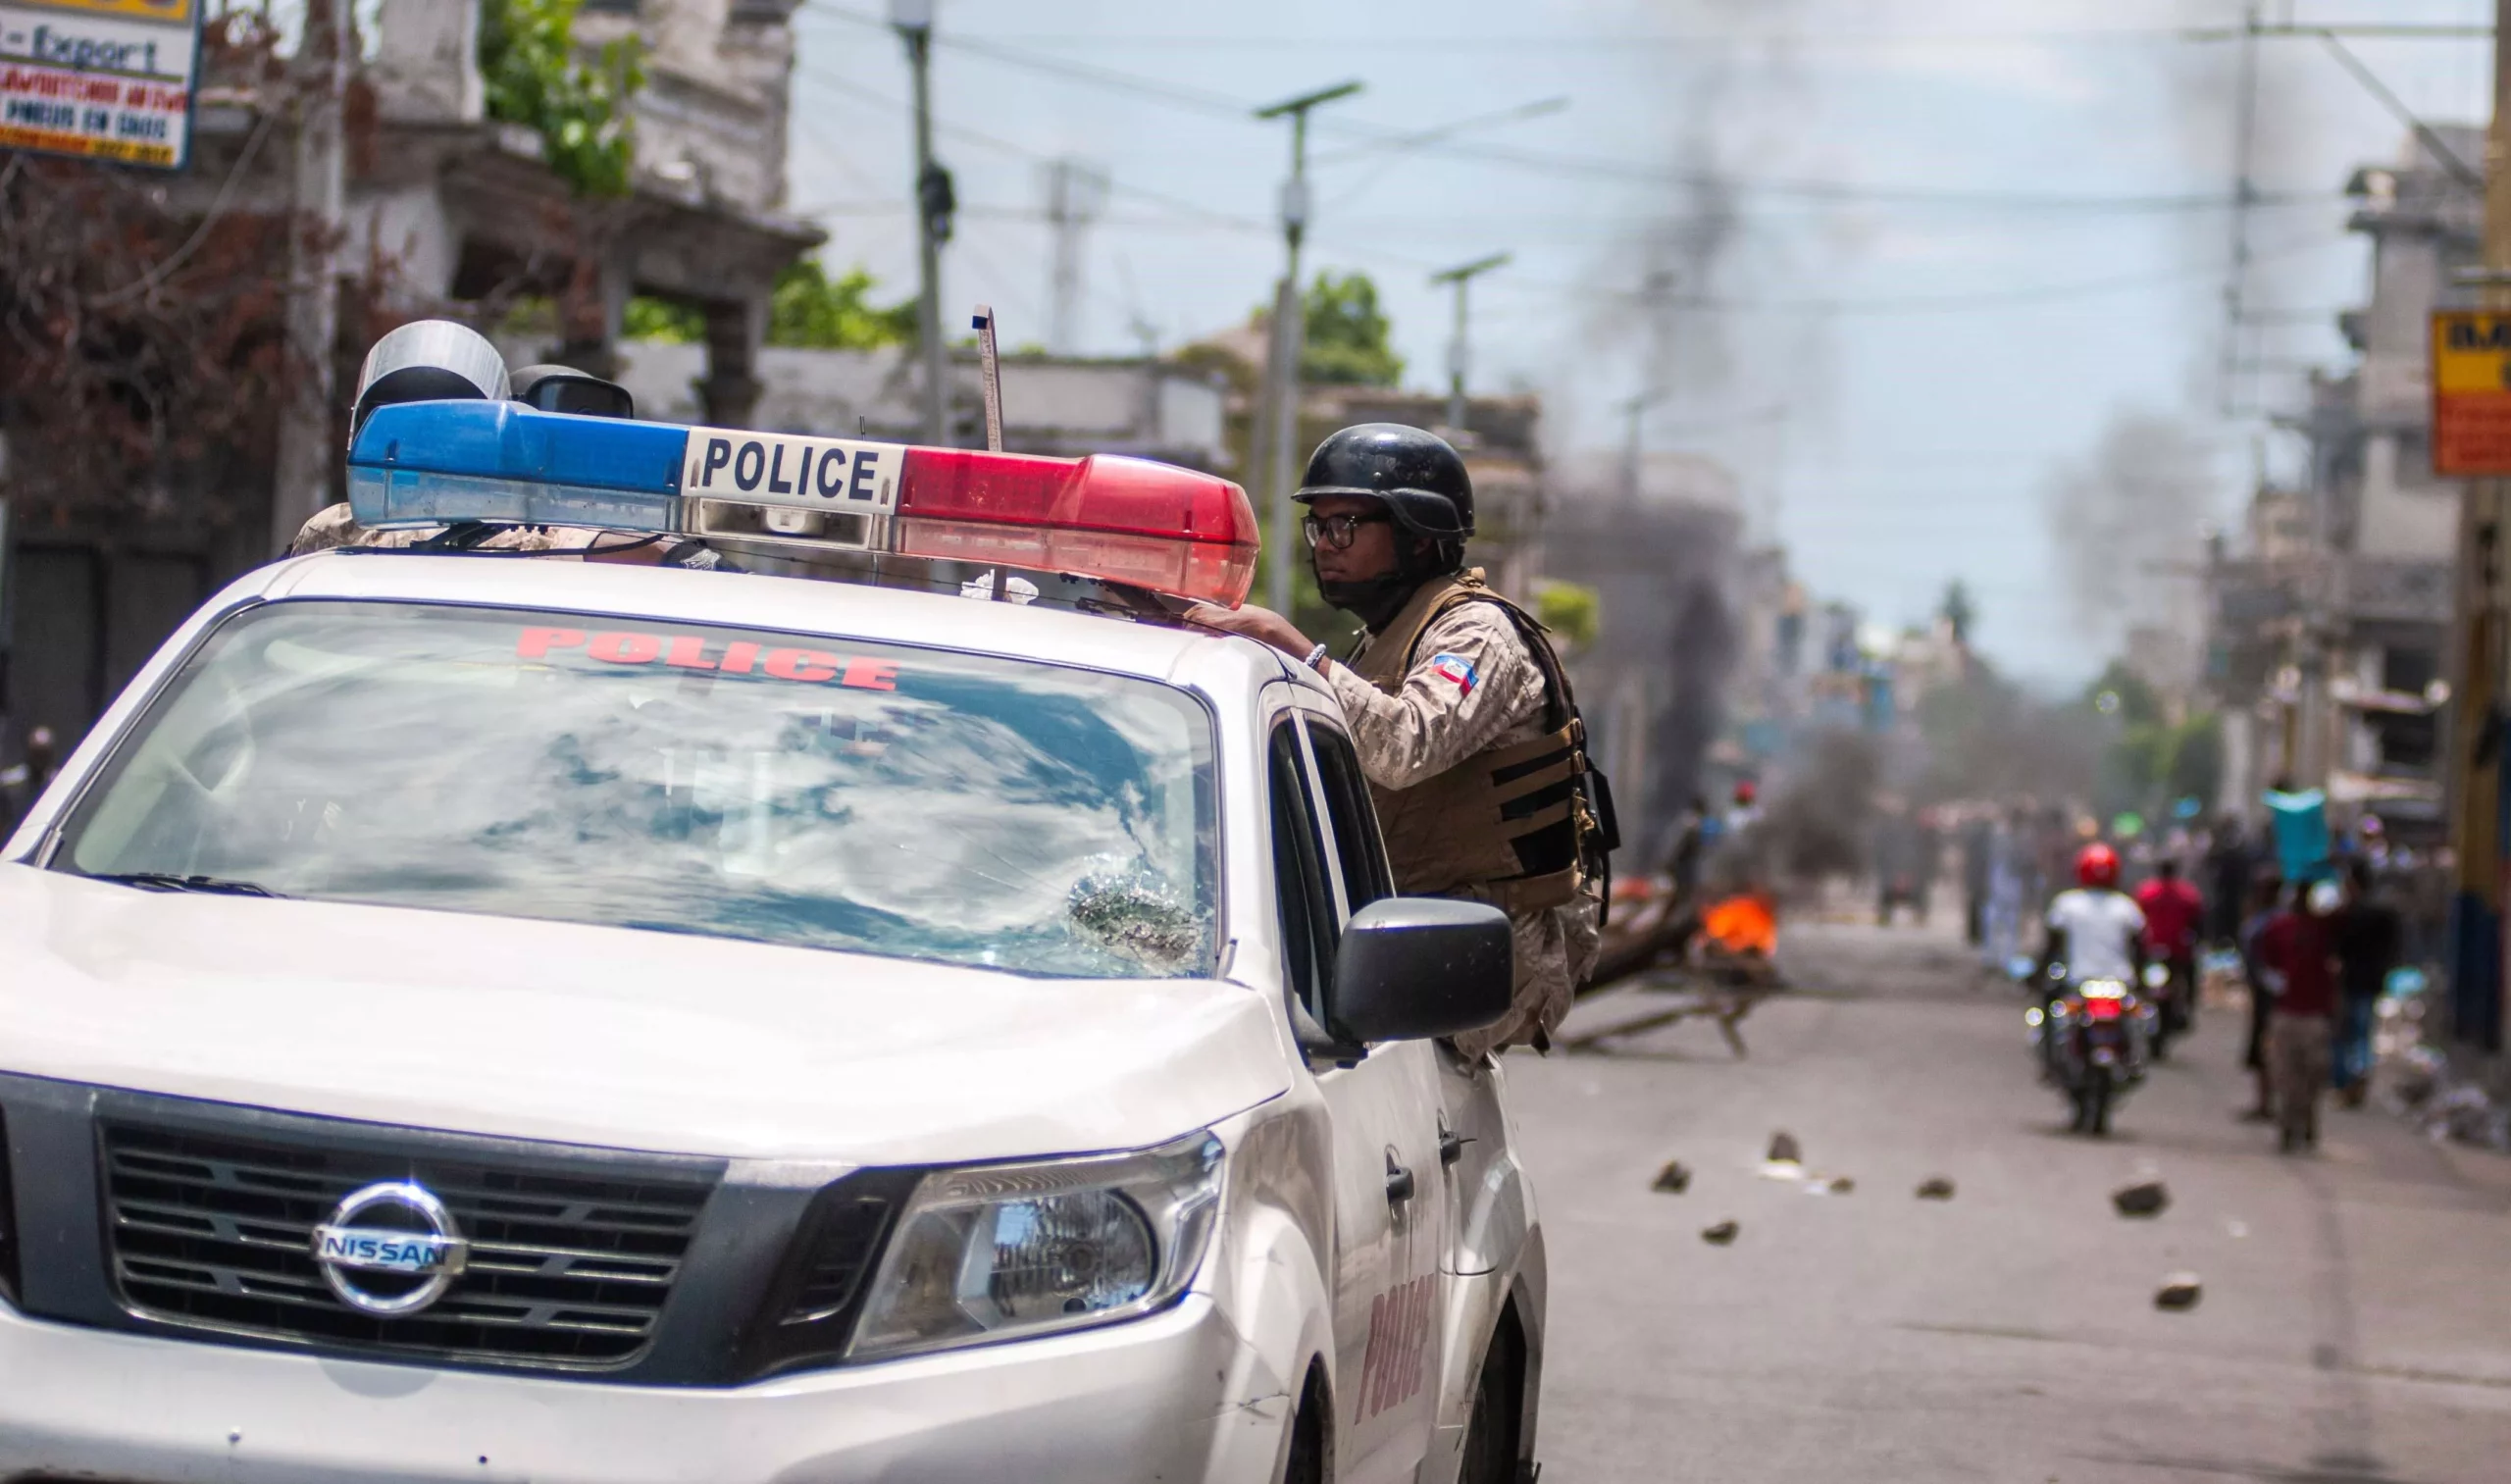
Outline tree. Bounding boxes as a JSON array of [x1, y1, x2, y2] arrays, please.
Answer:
[[0, 15, 301, 529], [1299, 271, 1403, 386], [1536, 581, 1601, 655], [766, 259, 919, 349], [479, 0, 643, 198]]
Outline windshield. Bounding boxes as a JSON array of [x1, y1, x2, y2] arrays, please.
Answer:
[[56, 601, 1218, 979]]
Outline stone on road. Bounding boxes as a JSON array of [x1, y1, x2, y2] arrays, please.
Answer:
[[1515, 917, 2511, 1482]]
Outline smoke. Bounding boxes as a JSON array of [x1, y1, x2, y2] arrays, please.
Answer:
[[2040, 410, 2225, 653], [1578, 0, 1835, 469], [2034, 1, 2363, 665], [1709, 729, 1884, 891]]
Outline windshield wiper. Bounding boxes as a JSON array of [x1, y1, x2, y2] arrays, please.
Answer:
[[85, 871, 285, 898]]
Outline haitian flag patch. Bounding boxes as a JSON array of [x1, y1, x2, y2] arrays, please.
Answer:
[[1429, 652, 1479, 697]]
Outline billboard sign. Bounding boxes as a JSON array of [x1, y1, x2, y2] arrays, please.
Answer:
[[0, 0, 200, 171], [2434, 311, 2511, 477]]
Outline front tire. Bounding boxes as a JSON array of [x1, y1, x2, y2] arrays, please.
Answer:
[[1458, 1308, 1529, 1484], [2085, 1066, 2114, 1136], [1280, 1369, 1328, 1484]]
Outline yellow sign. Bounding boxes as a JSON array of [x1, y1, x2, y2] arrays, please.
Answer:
[[14, 0, 194, 23], [2433, 312, 2511, 477]]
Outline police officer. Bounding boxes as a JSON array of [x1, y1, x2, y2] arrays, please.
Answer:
[[1191, 424, 1606, 1059]]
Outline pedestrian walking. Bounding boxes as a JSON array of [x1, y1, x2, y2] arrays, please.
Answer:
[[2329, 857, 2402, 1108], [2255, 878, 2343, 1152], [1982, 807, 2030, 977], [2234, 871, 2283, 1121]]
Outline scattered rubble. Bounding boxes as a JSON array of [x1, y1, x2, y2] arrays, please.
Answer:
[[2112, 1181, 2170, 1218], [1825, 1176, 1855, 1195], [1701, 1220, 1740, 1246], [1651, 1160, 1693, 1194], [1767, 1131, 1802, 1164], [1915, 1177, 1956, 1201], [2154, 1273, 2202, 1311]]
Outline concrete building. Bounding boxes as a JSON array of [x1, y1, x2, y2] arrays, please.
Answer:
[[597, 342, 1232, 471], [2205, 128, 2476, 838], [2, 0, 819, 752]]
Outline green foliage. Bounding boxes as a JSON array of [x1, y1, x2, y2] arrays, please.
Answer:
[[2083, 659, 2163, 726], [1536, 581, 1602, 653], [2082, 656, 2223, 818], [622, 295, 702, 343], [1299, 271, 1404, 386], [2165, 713, 2224, 805], [480, 0, 642, 198], [768, 258, 920, 349]]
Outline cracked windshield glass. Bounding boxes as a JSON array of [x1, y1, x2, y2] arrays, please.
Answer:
[[58, 602, 1216, 979]]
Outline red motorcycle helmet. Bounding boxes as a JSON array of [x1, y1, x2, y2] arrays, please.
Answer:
[[2075, 843, 2121, 889]]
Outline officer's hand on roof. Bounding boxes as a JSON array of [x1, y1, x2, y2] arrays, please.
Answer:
[[1183, 602, 1313, 661]]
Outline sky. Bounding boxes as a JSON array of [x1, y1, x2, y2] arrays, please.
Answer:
[[779, 0, 2501, 688]]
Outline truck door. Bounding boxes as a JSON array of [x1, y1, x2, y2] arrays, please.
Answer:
[[1267, 712, 1449, 1481]]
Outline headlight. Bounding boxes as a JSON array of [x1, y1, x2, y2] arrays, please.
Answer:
[[847, 1129, 1224, 1361]]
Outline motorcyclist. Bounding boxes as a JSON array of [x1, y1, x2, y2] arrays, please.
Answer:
[[2132, 856, 2204, 1040], [1187, 423, 1608, 1060], [2038, 843, 2148, 1068]]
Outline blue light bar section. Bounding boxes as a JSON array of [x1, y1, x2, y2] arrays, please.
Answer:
[[346, 400, 689, 531]]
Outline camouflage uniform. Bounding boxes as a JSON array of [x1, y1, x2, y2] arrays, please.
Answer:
[[289, 504, 591, 556], [1325, 595, 1603, 1060]]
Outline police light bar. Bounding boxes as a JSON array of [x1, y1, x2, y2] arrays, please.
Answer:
[[347, 402, 1261, 606]]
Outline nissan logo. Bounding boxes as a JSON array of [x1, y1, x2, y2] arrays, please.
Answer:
[[310, 1182, 470, 1317]]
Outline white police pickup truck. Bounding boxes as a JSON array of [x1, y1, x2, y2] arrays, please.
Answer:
[[0, 330, 1547, 1484]]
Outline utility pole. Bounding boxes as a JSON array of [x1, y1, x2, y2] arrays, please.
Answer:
[[1254, 79, 1362, 615], [893, 0, 953, 445], [1617, 391, 1654, 503], [1042, 158, 1108, 357], [1429, 252, 1511, 439], [2218, 0, 2262, 416], [267, 0, 350, 555], [2445, 0, 2511, 1043]]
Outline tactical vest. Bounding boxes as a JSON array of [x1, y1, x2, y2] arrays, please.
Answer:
[[1346, 572, 1598, 914]]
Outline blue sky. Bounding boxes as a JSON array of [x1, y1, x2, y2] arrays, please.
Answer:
[[783, 0, 2498, 686]]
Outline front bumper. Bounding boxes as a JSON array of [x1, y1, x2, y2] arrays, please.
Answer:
[[0, 1292, 1287, 1484]]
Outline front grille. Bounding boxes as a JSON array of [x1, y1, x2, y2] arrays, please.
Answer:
[[99, 1122, 713, 1368]]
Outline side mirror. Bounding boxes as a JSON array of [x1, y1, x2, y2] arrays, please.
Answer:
[[1330, 897, 1513, 1044]]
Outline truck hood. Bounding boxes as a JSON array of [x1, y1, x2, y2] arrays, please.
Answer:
[[0, 866, 1286, 1165]]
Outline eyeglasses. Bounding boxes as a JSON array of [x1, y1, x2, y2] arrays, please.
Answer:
[[1302, 512, 1391, 550]]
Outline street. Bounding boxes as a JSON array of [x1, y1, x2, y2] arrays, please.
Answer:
[[1516, 915, 2511, 1484]]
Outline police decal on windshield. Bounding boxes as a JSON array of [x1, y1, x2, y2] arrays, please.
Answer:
[[515, 628, 898, 690], [680, 426, 905, 511]]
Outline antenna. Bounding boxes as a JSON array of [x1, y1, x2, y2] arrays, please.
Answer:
[[972, 305, 1004, 454]]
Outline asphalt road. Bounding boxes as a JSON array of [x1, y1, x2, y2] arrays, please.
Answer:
[[1508, 913, 2511, 1484]]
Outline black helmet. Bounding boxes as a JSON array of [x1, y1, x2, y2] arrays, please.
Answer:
[[1292, 423, 1473, 540]]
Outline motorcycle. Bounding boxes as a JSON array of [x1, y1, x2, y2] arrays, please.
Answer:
[[2139, 959, 2190, 1059], [2025, 974, 2154, 1136]]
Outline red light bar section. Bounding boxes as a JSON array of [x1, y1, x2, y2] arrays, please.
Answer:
[[895, 449, 1259, 606]]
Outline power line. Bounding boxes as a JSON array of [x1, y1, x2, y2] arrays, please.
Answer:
[[791, 61, 2361, 321], [791, 4, 2337, 216]]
